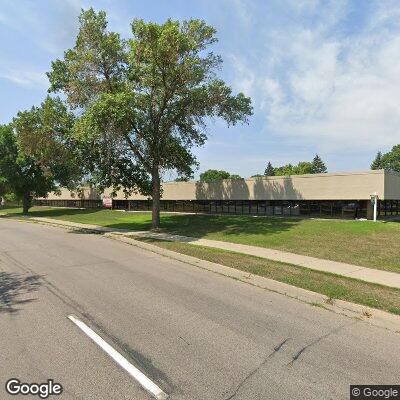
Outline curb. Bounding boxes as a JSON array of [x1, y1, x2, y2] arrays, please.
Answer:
[[19, 217, 400, 291], [4, 216, 400, 333], [108, 233, 400, 333]]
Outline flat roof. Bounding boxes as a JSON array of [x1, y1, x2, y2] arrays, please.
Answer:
[[40, 170, 400, 201]]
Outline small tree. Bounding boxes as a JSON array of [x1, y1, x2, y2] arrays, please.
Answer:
[[296, 161, 315, 175], [200, 169, 231, 182], [274, 161, 313, 176], [274, 163, 295, 176], [48, 9, 252, 229], [311, 154, 327, 173], [0, 98, 81, 214], [264, 161, 275, 176], [371, 147, 400, 172], [371, 151, 383, 170], [0, 124, 54, 213]]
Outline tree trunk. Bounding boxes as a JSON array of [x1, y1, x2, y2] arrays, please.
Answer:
[[22, 191, 31, 214], [151, 167, 161, 230]]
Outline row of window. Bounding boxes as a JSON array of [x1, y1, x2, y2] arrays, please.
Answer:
[[34, 199, 400, 218], [379, 200, 400, 216], [34, 199, 103, 208], [112, 199, 369, 218]]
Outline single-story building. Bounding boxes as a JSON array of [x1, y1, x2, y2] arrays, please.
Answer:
[[36, 169, 400, 219]]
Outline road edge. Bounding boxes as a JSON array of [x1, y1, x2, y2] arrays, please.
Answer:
[[4, 216, 400, 334], [108, 232, 400, 333]]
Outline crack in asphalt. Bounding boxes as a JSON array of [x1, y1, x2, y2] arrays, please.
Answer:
[[179, 336, 190, 346], [224, 338, 291, 400], [288, 322, 357, 365]]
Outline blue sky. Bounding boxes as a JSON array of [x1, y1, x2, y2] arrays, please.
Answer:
[[1, 0, 400, 179]]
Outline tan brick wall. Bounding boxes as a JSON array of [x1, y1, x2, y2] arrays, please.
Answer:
[[38, 170, 399, 201], [110, 170, 387, 201], [384, 171, 400, 200]]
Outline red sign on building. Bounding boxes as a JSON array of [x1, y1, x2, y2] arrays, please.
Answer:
[[102, 197, 112, 209]]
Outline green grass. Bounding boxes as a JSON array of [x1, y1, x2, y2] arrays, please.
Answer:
[[136, 237, 400, 316], [0, 205, 26, 215], [2, 206, 400, 272]]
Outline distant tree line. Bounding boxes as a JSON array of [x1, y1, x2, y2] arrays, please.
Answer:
[[199, 169, 242, 182], [186, 155, 327, 183], [253, 155, 327, 177]]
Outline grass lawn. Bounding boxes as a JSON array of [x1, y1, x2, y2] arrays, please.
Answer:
[[0, 205, 27, 215], [2, 206, 400, 273], [136, 237, 400, 316]]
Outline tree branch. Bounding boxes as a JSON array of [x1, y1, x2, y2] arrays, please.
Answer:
[[125, 135, 152, 173]]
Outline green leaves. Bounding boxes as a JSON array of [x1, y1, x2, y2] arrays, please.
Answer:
[[13, 97, 81, 187], [15, 97, 73, 165], [311, 154, 327, 174], [0, 124, 53, 203], [371, 151, 383, 170], [372, 146, 400, 172], [383, 145, 400, 172], [47, 9, 253, 225], [200, 170, 242, 182], [47, 8, 127, 107], [263, 155, 327, 176], [264, 162, 275, 176], [0, 98, 83, 212]]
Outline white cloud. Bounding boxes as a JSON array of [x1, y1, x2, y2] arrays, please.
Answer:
[[228, 53, 256, 97], [229, 0, 254, 26], [0, 0, 81, 54], [229, 0, 400, 151], [0, 69, 48, 88]]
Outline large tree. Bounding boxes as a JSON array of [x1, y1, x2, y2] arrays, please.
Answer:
[[0, 98, 81, 213], [47, 9, 252, 228]]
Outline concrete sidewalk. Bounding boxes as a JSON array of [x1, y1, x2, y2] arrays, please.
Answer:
[[18, 216, 400, 290], [129, 231, 400, 289]]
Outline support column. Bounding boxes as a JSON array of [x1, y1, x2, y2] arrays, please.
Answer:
[[366, 201, 374, 220]]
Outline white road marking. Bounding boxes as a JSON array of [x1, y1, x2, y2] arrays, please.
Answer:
[[67, 315, 168, 400]]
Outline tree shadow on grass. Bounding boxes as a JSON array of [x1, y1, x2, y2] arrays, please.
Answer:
[[30, 208, 101, 218], [56, 211, 305, 240], [0, 272, 42, 314], [4, 202, 308, 240], [158, 175, 306, 239], [158, 214, 305, 239], [2, 207, 101, 219]]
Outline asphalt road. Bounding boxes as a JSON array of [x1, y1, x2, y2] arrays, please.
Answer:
[[0, 218, 399, 400]]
